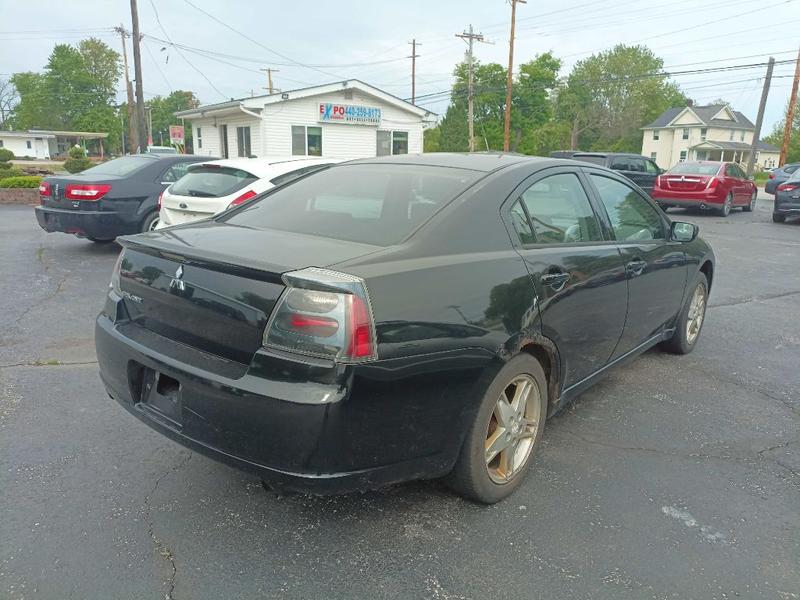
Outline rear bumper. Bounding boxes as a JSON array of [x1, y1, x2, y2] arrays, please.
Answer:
[[652, 190, 725, 208], [35, 206, 133, 239], [95, 305, 484, 493]]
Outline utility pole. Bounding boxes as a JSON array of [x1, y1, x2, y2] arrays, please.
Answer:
[[408, 39, 421, 104], [503, 0, 525, 152], [456, 26, 486, 152], [779, 46, 800, 167], [130, 0, 147, 152], [746, 57, 775, 177], [115, 25, 137, 154], [260, 68, 279, 94]]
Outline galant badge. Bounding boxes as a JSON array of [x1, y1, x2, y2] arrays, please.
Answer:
[[170, 264, 186, 292]]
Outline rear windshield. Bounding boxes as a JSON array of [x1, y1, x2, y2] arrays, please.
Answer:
[[221, 164, 482, 246], [170, 166, 258, 198], [667, 162, 720, 175], [572, 155, 606, 166], [81, 156, 155, 177]]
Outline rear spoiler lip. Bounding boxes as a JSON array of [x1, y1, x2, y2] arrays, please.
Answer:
[[117, 234, 286, 284]]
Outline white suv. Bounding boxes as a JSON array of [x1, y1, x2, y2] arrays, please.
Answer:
[[156, 157, 337, 229]]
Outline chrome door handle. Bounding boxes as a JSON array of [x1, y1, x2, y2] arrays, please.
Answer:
[[626, 259, 647, 277], [540, 271, 570, 290]]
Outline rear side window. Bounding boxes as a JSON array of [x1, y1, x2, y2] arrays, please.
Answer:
[[519, 173, 603, 244], [81, 156, 155, 177], [590, 175, 664, 242], [170, 166, 257, 198], [785, 165, 799, 174], [610, 157, 631, 170], [509, 200, 535, 244], [222, 164, 481, 246]]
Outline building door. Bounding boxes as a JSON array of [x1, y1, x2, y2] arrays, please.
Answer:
[[219, 125, 229, 158], [34, 137, 46, 159], [236, 126, 251, 157]]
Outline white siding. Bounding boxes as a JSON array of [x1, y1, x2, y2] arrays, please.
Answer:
[[185, 89, 424, 160], [0, 135, 41, 158]]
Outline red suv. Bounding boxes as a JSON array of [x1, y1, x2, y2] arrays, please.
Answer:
[[652, 161, 757, 217]]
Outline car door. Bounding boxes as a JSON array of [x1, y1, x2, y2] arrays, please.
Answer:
[[507, 168, 629, 389], [641, 159, 660, 196], [586, 171, 688, 359]]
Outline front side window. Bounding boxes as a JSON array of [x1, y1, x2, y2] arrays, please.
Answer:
[[682, 128, 690, 140], [292, 125, 322, 156], [628, 158, 646, 172], [236, 126, 251, 157], [590, 174, 665, 242], [519, 173, 603, 244]]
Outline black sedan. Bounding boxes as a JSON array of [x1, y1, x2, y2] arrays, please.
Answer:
[[35, 154, 210, 243], [95, 153, 715, 503], [773, 174, 800, 222]]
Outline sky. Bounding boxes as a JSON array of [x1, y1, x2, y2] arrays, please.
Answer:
[[1, 0, 799, 135]]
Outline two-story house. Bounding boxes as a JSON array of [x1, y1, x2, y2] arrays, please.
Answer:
[[641, 103, 780, 170]]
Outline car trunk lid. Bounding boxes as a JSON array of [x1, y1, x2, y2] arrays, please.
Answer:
[[41, 174, 122, 210], [116, 221, 381, 364], [661, 174, 710, 192]]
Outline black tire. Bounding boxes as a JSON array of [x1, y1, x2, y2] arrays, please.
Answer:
[[718, 194, 732, 217], [662, 272, 709, 355], [446, 354, 547, 504], [87, 237, 115, 243], [772, 213, 786, 223], [742, 190, 756, 212], [141, 211, 160, 233]]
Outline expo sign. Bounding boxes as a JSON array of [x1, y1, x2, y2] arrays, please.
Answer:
[[319, 103, 381, 125]]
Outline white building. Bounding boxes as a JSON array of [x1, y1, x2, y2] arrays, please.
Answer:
[[0, 129, 109, 159], [641, 104, 780, 170], [176, 80, 434, 160]]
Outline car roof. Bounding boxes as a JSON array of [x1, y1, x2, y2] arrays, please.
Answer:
[[190, 156, 339, 177], [345, 152, 561, 173], [571, 152, 645, 158]]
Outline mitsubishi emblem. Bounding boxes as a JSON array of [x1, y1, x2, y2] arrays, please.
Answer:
[[170, 264, 186, 292]]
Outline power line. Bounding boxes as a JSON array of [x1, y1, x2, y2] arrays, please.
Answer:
[[142, 39, 172, 92]]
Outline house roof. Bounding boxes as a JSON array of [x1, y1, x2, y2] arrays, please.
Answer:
[[175, 79, 435, 120], [643, 104, 755, 130], [0, 130, 56, 139], [691, 140, 780, 152]]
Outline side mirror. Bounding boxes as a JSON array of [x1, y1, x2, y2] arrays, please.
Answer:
[[671, 221, 699, 243]]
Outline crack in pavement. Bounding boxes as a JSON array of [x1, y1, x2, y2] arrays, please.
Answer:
[[143, 452, 192, 600], [709, 289, 800, 309], [0, 359, 98, 370], [6, 271, 69, 330]]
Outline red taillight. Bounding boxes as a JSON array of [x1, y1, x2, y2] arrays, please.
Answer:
[[777, 183, 799, 192], [65, 183, 111, 201], [158, 190, 164, 210], [263, 268, 377, 363], [706, 177, 719, 190], [228, 189, 257, 208], [39, 181, 51, 197], [768, 173, 775, 179]]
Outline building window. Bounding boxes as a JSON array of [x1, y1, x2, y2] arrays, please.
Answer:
[[679, 150, 687, 162], [0, 140, 3, 147], [682, 128, 689, 140], [653, 130, 659, 140], [196, 127, 202, 149], [236, 126, 251, 157], [26, 140, 32, 149], [291, 125, 322, 156], [650, 152, 657, 161], [729, 130, 735, 141], [377, 130, 408, 156], [740, 130, 745, 141], [700, 128, 707, 141]]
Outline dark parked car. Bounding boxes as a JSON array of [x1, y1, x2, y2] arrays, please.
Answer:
[[96, 153, 715, 503], [765, 163, 800, 194], [548, 150, 580, 159], [773, 173, 800, 223], [571, 152, 662, 196], [35, 154, 210, 243]]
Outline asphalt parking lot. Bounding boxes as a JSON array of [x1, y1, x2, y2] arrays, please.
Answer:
[[1, 195, 798, 600]]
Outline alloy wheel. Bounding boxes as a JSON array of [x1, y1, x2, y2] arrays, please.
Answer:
[[148, 217, 160, 231], [722, 196, 731, 216], [685, 284, 707, 346], [750, 192, 757, 211], [485, 374, 541, 484]]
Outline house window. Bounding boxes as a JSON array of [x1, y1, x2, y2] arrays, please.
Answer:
[[682, 128, 689, 140], [740, 130, 745, 141], [196, 127, 202, 149], [729, 130, 735, 141], [700, 128, 707, 141], [653, 130, 659, 141], [0, 140, 3, 147], [236, 126, 251, 157], [650, 152, 657, 161], [26, 140, 32, 149], [679, 150, 687, 162], [291, 125, 322, 156]]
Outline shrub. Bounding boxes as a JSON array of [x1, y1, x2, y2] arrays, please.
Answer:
[[0, 148, 14, 162], [64, 145, 93, 173], [0, 175, 43, 188], [0, 167, 24, 178]]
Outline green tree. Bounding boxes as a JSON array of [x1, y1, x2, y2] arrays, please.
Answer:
[[423, 126, 441, 152], [556, 44, 687, 152], [146, 91, 200, 148], [765, 97, 800, 163]]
